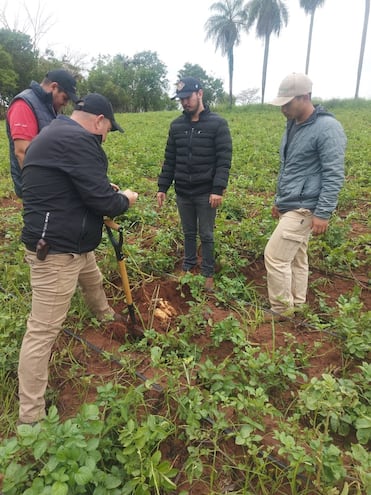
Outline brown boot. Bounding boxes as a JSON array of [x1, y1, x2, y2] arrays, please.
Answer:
[[204, 276, 214, 292], [113, 313, 126, 323], [262, 312, 287, 323]]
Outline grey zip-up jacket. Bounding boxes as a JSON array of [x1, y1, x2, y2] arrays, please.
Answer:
[[275, 105, 347, 219]]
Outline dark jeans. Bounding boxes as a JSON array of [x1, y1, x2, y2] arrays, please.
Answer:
[[176, 193, 217, 277]]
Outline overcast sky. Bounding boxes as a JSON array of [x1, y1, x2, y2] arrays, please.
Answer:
[[4, 0, 371, 101]]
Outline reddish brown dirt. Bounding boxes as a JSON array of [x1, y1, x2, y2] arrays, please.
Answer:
[[50, 260, 369, 494], [3, 196, 370, 493]]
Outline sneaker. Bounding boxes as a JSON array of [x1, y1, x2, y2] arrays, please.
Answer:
[[204, 277, 214, 292]]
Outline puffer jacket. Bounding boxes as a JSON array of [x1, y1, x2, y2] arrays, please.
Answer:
[[6, 81, 57, 198], [275, 105, 347, 219], [21, 115, 129, 254], [158, 106, 232, 197]]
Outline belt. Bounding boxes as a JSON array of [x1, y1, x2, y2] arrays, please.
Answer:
[[25, 244, 63, 255]]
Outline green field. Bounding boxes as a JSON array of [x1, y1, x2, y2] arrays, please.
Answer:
[[0, 101, 370, 494]]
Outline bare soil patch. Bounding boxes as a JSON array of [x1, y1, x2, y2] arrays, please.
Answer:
[[3, 196, 369, 493]]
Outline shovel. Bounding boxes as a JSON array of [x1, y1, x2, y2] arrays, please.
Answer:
[[104, 218, 144, 338]]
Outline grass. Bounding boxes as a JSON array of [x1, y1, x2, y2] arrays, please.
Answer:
[[0, 100, 370, 494]]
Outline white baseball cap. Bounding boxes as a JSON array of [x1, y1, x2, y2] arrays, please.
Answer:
[[271, 72, 313, 106]]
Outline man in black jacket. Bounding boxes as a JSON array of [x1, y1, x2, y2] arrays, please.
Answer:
[[157, 77, 232, 291], [18, 93, 138, 426]]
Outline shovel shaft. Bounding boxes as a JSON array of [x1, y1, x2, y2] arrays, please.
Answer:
[[104, 218, 120, 231], [118, 260, 133, 306], [104, 218, 136, 324]]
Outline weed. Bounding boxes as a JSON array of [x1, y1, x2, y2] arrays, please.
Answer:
[[0, 103, 370, 493]]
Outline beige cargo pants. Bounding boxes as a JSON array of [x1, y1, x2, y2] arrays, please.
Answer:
[[18, 250, 114, 424], [264, 209, 313, 314]]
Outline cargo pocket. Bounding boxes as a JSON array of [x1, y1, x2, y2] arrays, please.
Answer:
[[274, 231, 305, 262]]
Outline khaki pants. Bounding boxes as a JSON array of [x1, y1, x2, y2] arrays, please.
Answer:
[[264, 209, 313, 314], [18, 250, 114, 423]]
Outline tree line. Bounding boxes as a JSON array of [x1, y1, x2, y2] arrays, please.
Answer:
[[0, 0, 369, 111], [0, 26, 230, 113]]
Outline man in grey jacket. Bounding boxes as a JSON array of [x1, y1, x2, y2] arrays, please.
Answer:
[[265, 73, 347, 316]]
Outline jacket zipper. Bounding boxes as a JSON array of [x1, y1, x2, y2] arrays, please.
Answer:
[[188, 127, 195, 182]]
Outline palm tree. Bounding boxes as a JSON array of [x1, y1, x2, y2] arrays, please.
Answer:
[[204, 0, 248, 106], [246, 0, 288, 103], [355, 0, 370, 98], [299, 0, 325, 75]]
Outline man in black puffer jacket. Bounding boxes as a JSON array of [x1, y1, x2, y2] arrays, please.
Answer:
[[157, 77, 232, 291], [18, 93, 138, 426]]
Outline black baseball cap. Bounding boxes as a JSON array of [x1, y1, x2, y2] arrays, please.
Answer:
[[46, 69, 78, 102], [171, 77, 203, 100], [74, 93, 124, 132]]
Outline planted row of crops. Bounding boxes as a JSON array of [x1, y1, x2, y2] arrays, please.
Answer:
[[0, 100, 369, 494]]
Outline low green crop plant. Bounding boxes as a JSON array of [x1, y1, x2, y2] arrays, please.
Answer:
[[274, 431, 316, 491], [0, 383, 179, 495], [309, 214, 370, 274], [196, 356, 277, 424], [331, 292, 371, 359], [275, 429, 349, 490], [298, 372, 371, 444], [213, 274, 257, 305], [1, 102, 370, 494], [233, 341, 308, 396], [347, 444, 371, 494], [210, 315, 246, 346], [176, 300, 210, 340], [116, 416, 177, 494], [310, 439, 347, 487], [175, 386, 213, 442]]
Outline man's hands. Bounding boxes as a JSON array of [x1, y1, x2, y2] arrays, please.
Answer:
[[271, 204, 329, 235], [121, 189, 138, 206], [157, 192, 224, 209], [311, 216, 329, 235], [111, 183, 138, 206], [271, 205, 280, 219], [209, 194, 223, 208], [157, 192, 166, 208]]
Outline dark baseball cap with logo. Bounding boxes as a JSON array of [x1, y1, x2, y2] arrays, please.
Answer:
[[74, 93, 124, 132], [171, 77, 203, 100], [46, 69, 78, 102]]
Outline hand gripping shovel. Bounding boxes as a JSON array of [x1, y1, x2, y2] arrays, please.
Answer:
[[104, 218, 144, 339]]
